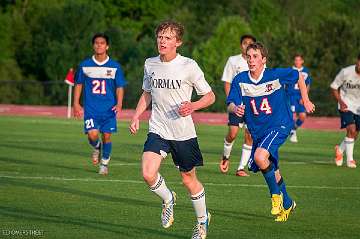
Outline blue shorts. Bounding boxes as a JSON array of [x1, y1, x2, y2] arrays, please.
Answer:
[[83, 115, 117, 134], [290, 97, 305, 113], [228, 113, 245, 127], [248, 129, 289, 173], [143, 133, 203, 172], [340, 111, 360, 131]]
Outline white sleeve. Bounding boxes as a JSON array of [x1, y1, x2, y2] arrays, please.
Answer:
[[142, 63, 151, 92], [330, 69, 344, 90], [191, 62, 212, 95], [221, 58, 235, 83]]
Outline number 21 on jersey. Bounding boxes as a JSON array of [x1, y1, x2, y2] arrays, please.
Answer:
[[250, 98, 272, 115], [92, 80, 106, 94]]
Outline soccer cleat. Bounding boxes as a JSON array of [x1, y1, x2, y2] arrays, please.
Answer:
[[191, 212, 211, 239], [271, 194, 283, 215], [98, 164, 108, 175], [92, 148, 100, 166], [334, 145, 343, 166], [235, 169, 249, 177], [161, 191, 177, 228], [219, 156, 230, 173], [289, 131, 298, 143], [347, 160, 357, 168], [275, 201, 296, 222]]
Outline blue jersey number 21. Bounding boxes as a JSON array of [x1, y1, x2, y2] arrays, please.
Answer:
[[92, 80, 106, 94]]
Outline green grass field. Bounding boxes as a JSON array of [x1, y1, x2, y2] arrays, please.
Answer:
[[0, 116, 359, 239]]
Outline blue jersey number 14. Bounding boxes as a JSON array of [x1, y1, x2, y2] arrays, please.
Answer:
[[250, 98, 272, 115]]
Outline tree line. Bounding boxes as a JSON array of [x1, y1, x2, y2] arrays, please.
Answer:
[[0, 0, 359, 116]]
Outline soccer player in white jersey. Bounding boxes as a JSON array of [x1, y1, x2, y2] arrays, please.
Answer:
[[219, 34, 256, 177], [74, 33, 126, 175], [331, 53, 360, 168], [129, 21, 215, 239]]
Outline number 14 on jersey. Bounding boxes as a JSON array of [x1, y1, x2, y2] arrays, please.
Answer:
[[250, 98, 272, 115]]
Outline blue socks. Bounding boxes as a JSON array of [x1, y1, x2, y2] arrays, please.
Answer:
[[261, 164, 281, 195], [88, 138, 101, 150], [278, 177, 293, 209], [102, 142, 112, 160], [295, 119, 304, 129]]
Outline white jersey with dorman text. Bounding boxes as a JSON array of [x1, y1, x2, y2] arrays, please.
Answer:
[[330, 65, 360, 115], [142, 54, 212, 141], [221, 54, 249, 83]]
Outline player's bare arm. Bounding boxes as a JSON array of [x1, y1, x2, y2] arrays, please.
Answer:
[[112, 87, 125, 116], [297, 72, 315, 113], [73, 83, 84, 119], [129, 91, 152, 134], [227, 103, 245, 117], [224, 82, 231, 97], [178, 91, 215, 117], [331, 88, 348, 112]]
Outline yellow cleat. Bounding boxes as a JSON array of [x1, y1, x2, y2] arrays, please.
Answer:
[[271, 194, 283, 215], [275, 201, 296, 222]]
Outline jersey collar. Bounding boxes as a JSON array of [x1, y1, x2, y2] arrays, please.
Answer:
[[92, 55, 109, 66], [248, 67, 265, 84], [292, 66, 303, 71]]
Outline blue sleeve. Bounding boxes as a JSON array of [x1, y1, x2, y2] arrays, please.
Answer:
[[115, 64, 127, 88], [75, 64, 85, 84], [226, 77, 242, 106], [275, 67, 299, 85], [303, 67, 312, 85]]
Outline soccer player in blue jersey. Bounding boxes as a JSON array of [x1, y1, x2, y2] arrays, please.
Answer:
[[73, 33, 127, 175], [227, 42, 315, 222], [288, 54, 313, 143]]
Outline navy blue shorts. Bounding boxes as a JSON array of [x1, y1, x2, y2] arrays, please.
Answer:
[[340, 111, 360, 131], [290, 97, 305, 113], [143, 133, 203, 172], [83, 115, 117, 134], [248, 129, 289, 173], [228, 113, 245, 127]]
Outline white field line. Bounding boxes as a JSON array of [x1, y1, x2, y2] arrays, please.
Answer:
[[0, 175, 358, 190], [110, 161, 332, 166]]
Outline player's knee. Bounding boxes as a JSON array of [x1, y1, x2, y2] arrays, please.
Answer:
[[227, 131, 237, 142], [181, 171, 196, 187], [142, 169, 157, 184], [299, 113, 306, 121]]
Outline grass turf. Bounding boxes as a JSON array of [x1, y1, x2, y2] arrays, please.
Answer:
[[0, 116, 359, 239]]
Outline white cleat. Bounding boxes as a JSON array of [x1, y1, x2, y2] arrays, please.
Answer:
[[191, 212, 211, 239], [92, 149, 100, 165], [289, 131, 298, 143], [98, 164, 108, 175], [347, 160, 357, 168], [162, 191, 176, 228]]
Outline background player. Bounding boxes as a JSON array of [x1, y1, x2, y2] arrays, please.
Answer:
[[227, 42, 315, 222], [129, 21, 215, 239], [74, 33, 126, 175], [288, 54, 312, 143], [219, 34, 256, 177], [330, 53, 360, 168]]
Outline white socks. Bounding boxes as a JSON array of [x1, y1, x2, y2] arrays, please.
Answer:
[[344, 137, 355, 163], [149, 173, 173, 203], [237, 144, 252, 170], [223, 138, 234, 159], [191, 188, 207, 224]]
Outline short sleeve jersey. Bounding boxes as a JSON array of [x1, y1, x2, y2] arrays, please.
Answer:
[[287, 66, 312, 99], [227, 68, 299, 140], [221, 54, 249, 83], [330, 65, 360, 115], [75, 56, 127, 118], [142, 54, 212, 141]]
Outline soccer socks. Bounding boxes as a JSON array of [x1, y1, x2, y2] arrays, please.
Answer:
[[261, 164, 281, 195], [191, 188, 207, 224], [223, 138, 234, 159], [88, 138, 101, 150], [237, 144, 252, 170], [344, 137, 355, 163], [101, 142, 112, 165], [150, 173, 173, 204], [295, 119, 304, 129], [278, 177, 292, 210]]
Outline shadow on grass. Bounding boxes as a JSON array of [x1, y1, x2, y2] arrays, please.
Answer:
[[0, 205, 187, 239]]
